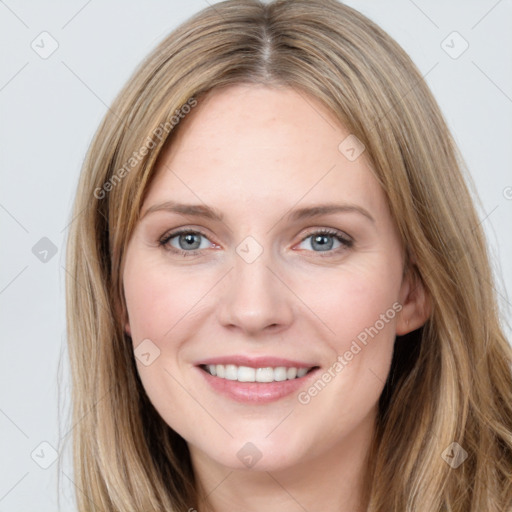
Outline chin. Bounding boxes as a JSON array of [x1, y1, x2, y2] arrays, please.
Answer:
[[194, 432, 308, 473]]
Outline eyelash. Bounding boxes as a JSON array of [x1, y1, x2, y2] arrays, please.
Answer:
[[158, 229, 212, 257], [158, 228, 353, 257], [299, 228, 353, 256]]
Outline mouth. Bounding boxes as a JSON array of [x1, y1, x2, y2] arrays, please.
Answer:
[[199, 363, 318, 382], [195, 357, 321, 404]]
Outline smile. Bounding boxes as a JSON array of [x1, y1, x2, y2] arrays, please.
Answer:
[[197, 362, 321, 403], [200, 364, 315, 382]]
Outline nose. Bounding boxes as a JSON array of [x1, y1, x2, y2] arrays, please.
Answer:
[[216, 250, 295, 337]]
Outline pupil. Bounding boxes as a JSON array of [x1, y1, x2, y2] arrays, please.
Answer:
[[180, 233, 200, 250], [313, 234, 333, 251]]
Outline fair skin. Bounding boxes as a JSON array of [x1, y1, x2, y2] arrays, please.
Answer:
[[122, 84, 429, 512]]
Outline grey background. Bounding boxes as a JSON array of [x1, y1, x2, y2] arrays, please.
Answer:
[[1, 1, 511, 510]]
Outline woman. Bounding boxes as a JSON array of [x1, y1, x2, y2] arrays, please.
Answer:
[[65, 0, 512, 510]]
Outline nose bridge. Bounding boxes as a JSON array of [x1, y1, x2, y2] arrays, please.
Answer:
[[216, 243, 294, 334]]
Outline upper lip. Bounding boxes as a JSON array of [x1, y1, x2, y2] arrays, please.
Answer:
[[195, 355, 318, 369]]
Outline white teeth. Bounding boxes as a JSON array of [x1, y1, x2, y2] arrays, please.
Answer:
[[273, 367, 287, 381], [297, 368, 308, 378], [225, 364, 238, 380], [203, 364, 314, 382], [286, 367, 297, 379], [256, 367, 274, 382], [237, 366, 256, 382]]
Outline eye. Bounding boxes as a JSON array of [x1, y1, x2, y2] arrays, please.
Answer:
[[297, 229, 353, 254], [159, 229, 214, 255]]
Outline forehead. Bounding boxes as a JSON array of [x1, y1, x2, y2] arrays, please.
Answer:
[[145, 84, 385, 215]]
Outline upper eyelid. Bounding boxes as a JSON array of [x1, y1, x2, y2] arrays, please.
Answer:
[[160, 227, 352, 249], [160, 226, 211, 241], [303, 227, 352, 240]]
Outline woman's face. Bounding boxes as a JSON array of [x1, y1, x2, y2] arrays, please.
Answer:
[[123, 84, 421, 472]]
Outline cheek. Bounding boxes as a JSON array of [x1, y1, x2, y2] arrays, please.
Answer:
[[294, 266, 400, 418], [296, 260, 402, 397], [303, 263, 400, 343], [124, 260, 209, 341], [337, 278, 396, 339], [123, 257, 210, 422]]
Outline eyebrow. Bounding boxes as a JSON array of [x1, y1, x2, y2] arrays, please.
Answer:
[[141, 201, 374, 223], [141, 201, 224, 221], [287, 204, 374, 223]]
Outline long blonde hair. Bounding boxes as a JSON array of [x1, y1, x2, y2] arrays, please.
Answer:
[[65, 0, 512, 510]]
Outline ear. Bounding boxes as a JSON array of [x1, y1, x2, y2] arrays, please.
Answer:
[[396, 264, 431, 335], [115, 298, 132, 337]]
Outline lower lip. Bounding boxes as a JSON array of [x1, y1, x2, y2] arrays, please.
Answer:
[[197, 366, 320, 404]]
